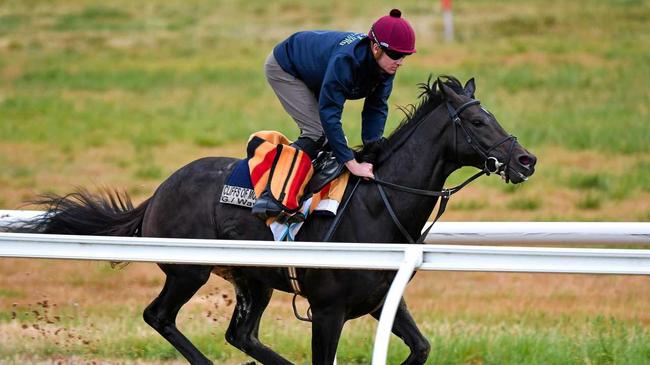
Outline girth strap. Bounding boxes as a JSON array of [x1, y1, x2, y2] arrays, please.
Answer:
[[287, 267, 301, 293]]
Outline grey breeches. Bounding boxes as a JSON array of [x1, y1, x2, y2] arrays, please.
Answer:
[[264, 52, 326, 157]]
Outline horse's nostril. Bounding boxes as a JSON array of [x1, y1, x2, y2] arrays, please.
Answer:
[[518, 154, 533, 167]]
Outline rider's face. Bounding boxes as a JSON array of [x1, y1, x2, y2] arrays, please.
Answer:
[[372, 43, 407, 75]]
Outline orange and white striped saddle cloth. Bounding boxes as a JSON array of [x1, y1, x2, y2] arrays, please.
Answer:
[[220, 131, 349, 239], [247, 131, 349, 215]]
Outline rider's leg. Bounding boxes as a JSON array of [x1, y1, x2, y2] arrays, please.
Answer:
[[252, 53, 326, 221], [265, 52, 343, 194], [264, 52, 324, 151], [292, 135, 325, 160]]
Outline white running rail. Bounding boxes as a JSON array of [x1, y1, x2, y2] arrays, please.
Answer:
[[1, 210, 650, 365], [425, 221, 650, 245], [3, 211, 649, 245]]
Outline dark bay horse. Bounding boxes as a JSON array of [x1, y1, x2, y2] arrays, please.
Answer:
[[19, 76, 536, 364]]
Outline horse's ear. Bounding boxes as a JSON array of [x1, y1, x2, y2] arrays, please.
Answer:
[[464, 78, 476, 98], [438, 79, 453, 99]]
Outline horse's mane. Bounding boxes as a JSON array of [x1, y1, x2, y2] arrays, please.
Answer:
[[355, 75, 466, 164]]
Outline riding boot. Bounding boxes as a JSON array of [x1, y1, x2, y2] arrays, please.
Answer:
[[251, 190, 284, 220], [251, 143, 314, 224], [306, 149, 345, 194], [292, 136, 344, 194]]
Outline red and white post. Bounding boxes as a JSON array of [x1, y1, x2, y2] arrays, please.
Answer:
[[441, 0, 454, 42]]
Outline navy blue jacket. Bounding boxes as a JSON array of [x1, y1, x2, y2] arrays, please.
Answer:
[[273, 31, 394, 163]]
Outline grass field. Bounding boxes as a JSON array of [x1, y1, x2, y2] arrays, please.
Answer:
[[1, 0, 649, 364], [1, 259, 649, 365]]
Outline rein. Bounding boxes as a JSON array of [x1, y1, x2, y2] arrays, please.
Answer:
[[372, 169, 485, 244]]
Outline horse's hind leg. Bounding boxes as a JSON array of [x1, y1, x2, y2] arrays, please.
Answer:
[[371, 298, 430, 365], [225, 275, 293, 365], [143, 264, 214, 365]]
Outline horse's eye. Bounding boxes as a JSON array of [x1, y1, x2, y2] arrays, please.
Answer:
[[471, 119, 484, 126]]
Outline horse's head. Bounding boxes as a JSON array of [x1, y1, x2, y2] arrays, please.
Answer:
[[438, 77, 536, 184]]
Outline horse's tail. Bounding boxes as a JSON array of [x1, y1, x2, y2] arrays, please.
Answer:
[[14, 188, 150, 238]]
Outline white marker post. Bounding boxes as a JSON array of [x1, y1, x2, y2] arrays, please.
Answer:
[[442, 0, 454, 42]]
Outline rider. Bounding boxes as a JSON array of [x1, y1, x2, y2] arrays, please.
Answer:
[[252, 9, 416, 220]]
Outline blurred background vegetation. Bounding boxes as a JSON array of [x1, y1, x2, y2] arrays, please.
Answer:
[[1, 0, 649, 220], [1, 1, 649, 363]]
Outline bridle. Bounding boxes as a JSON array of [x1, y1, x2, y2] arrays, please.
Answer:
[[324, 97, 519, 244], [446, 99, 518, 181]]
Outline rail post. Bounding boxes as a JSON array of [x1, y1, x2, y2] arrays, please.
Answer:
[[371, 246, 424, 364]]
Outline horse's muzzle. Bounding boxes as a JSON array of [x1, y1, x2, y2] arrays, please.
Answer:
[[508, 152, 537, 183]]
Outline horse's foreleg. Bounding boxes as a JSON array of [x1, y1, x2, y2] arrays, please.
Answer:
[[370, 298, 430, 365], [310, 304, 346, 365], [225, 276, 293, 365], [143, 264, 214, 365]]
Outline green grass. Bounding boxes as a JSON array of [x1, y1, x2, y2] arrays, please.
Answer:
[[0, 14, 29, 34], [507, 196, 542, 211], [135, 165, 163, 180], [631, 160, 650, 192], [2, 309, 649, 364], [53, 6, 137, 32], [577, 193, 603, 210], [453, 199, 489, 211], [0, 289, 24, 299], [1, 0, 649, 154], [568, 173, 611, 192]]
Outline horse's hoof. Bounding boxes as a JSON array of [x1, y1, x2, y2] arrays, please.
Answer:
[[240, 362, 256, 365]]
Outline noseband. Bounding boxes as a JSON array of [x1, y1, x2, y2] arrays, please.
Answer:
[[323, 97, 520, 245]]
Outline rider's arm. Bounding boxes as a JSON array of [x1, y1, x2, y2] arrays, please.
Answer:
[[318, 55, 356, 165], [361, 77, 394, 144]]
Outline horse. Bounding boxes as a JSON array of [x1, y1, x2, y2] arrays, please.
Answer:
[[18, 76, 536, 364]]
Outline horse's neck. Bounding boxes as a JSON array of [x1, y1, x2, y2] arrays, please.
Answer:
[[378, 106, 458, 236], [383, 106, 455, 190]]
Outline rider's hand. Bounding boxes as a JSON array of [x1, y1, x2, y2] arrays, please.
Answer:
[[345, 159, 374, 179]]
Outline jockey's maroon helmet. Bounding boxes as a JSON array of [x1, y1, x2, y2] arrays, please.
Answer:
[[368, 9, 416, 54]]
